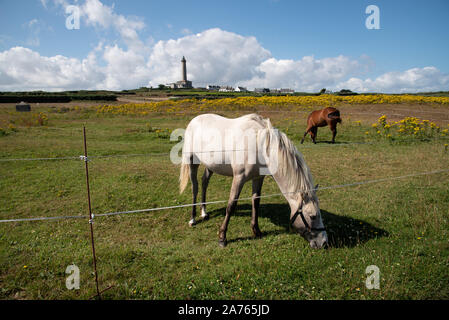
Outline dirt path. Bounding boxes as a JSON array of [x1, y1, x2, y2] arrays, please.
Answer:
[[257, 103, 449, 126], [117, 96, 174, 103], [338, 104, 449, 126]]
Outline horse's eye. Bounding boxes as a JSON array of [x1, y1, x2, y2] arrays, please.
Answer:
[[310, 215, 317, 220]]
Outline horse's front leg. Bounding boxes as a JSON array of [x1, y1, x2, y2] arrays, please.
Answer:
[[330, 122, 337, 143], [200, 167, 213, 221], [251, 176, 264, 238], [189, 164, 199, 226], [219, 175, 245, 247]]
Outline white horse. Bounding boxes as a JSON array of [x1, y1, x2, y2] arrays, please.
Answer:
[[179, 113, 328, 249]]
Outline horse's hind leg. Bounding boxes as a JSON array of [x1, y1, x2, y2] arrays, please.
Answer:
[[300, 126, 312, 144], [219, 174, 245, 247], [189, 164, 200, 226], [200, 167, 213, 220], [310, 127, 318, 144], [251, 176, 264, 238], [300, 130, 308, 144]]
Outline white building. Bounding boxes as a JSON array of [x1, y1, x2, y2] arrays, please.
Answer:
[[280, 88, 295, 94], [206, 85, 220, 91], [219, 86, 234, 92], [234, 86, 248, 92]]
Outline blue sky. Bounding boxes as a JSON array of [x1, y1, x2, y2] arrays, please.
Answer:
[[0, 0, 448, 92]]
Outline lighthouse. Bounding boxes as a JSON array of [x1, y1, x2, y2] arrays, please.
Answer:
[[181, 56, 187, 82], [168, 56, 193, 89]]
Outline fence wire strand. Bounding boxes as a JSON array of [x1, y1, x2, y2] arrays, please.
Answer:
[[1, 168, 448, 224], [0, 140, 421, 162]]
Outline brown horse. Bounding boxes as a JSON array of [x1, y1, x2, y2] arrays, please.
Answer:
[[300, 107, 342, 144]]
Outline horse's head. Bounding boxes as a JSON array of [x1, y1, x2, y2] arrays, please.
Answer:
[[267, 129, 328, 248], [291, 191, 328, 249]]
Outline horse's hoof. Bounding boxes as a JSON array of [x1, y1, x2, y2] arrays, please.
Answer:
[[252, 228, 262, 238], [218, 239, 227, 248], [189, 219, 196, 227], [202, 214, 209, 221]]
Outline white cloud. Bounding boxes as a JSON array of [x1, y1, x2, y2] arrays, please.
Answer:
[[145, 32, 448, 92], [44, 0, 146, 52], [239, 55, 365, 91], [80, 0, 146, 51], [336, 67, 449, 93], [27, 19, 39, 28], [0, 0, 152, 91], [1, 0, 447, 93], [1, 28, 447, 92], [147, 28, 271, 87], [101, 44, 150, 89], [0, 45, 154, 91], [0, 47, 103, 91], [21, 18, 51, 48]]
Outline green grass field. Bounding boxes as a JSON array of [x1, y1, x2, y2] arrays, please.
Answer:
[[1, 103, 449, 300]]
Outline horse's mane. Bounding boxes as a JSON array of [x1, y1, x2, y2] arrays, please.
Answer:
[[254, 114, 315, 199], [277, 131, 315, 198]]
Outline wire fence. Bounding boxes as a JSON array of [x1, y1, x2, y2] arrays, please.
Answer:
[[1, 167, 448, 224], [0, 139, 425, 162], [0, 152, 171, 162]]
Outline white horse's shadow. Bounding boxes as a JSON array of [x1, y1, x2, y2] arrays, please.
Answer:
[[203, 203, 389, 248]]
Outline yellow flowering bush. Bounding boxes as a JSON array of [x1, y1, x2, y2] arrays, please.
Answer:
[[96, 94, 449, 116], [146, 124, 172, 139], [0, 121, 19, 136], [34, 112, 48, 126], [368, 115, 447, 140]]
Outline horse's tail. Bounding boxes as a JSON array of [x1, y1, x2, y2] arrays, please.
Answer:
[[179, 162, 190, 194]]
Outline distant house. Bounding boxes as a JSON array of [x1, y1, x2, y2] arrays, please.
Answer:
[[219, 86, 234, 92], [168, 80, 193, 89], [270, 88, 294, 94], [206, 85, 220, 91], [280, 88, 295, 94], [234, 86, 248, 92], [254, 88, 270, 93]]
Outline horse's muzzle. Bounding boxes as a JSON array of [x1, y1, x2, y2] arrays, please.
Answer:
[[308, 231, 328, 249]]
